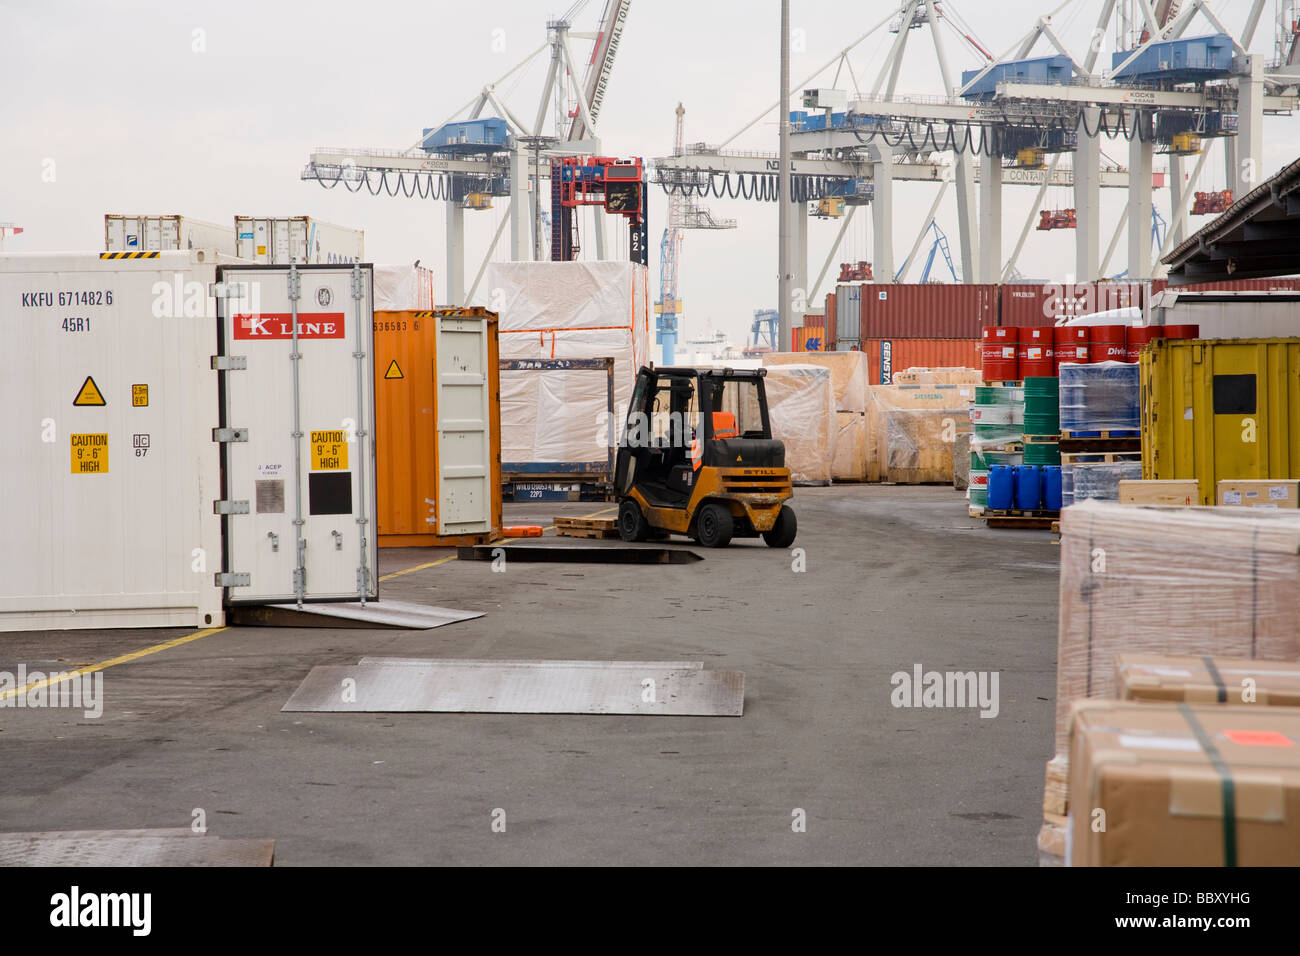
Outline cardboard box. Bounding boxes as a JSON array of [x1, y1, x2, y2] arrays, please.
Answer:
[[1118, 479, 1200, 507], [1216, 479, 1300, 509], [1117, 653, 1300, 708], [1068, 700, 1300, 866]]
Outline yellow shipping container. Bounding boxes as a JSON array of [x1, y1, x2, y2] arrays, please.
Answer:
[[1141, 338, 1300, 505]]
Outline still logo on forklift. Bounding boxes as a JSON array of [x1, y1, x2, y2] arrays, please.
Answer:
[[233, 312, 345, 339]]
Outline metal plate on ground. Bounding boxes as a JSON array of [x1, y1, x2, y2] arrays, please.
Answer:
[[227, 600, 483, 630], [282, 662, 744, 716], [0, 831, 275, 867], [457, 545, 702, 564], [358, 657, 705, 670]]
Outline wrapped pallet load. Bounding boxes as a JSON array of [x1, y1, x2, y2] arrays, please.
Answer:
[[764, 351, 869, 481], [373, 263, 435, 311], [1039, 500, 1300, 864], [762, 364, 836, 485], [867, 384, 974, 484], [485, 261, 651, 479]]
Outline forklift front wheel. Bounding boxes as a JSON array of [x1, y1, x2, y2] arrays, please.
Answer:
[[762, 505, 798, 548], [618, 499, 649, 542], [695, 503, 734, 548]]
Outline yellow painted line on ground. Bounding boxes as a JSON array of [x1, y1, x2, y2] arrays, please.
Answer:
[[378, 554, 458, 582], [0, 626, 229, 702]]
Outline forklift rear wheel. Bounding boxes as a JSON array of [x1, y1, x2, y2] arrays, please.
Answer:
[[618, 499, 649, 542], [696, 503, 734, 548], [763, 506, 798, 548]]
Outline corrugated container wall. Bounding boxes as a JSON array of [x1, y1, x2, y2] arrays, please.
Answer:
[[1141, 337, 1300, 505], [373, 309, 502, 546], [862, 338, 982, 385], [860, 284, 998, 339], [835, 285, 862, 342], [1001, 282, 1141, 327], [1147, 278, 1300, 298], [234, 216, 365, 264], [823, 292, 837, 350]]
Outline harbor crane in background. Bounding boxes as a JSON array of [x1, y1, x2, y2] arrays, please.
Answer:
[[655, 104, 736, 365], [654, 0, 1300, 304], [301, 0, 633, 305]]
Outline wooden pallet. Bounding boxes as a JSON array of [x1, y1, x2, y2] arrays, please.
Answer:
[[553, 516, 619, 539], [984, 508, 1059, 530], [1059, 429, 1140, 440], [1059, 450, 1143, 465], [1022, 435, 1060, 444], [982, 380, 1021, 387]]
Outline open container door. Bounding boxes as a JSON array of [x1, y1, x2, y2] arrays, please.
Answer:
[[434, 310, 495, 537], [215, 263, 377, 605]]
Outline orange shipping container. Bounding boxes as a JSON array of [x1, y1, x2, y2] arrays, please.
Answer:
[[373, 308, 503, 547], [861, 338, 981, 385]]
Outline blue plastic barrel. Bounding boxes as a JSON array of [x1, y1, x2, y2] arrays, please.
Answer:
[[1015, 465, 1042, 511], [1042, 465, 1063, 511], [988, 465, 1015, 511]]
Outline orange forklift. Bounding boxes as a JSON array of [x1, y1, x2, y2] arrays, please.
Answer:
[[614, 366, 797, 548]]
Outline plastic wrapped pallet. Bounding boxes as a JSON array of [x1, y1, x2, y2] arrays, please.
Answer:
[[373, 263, 435, 311], [486, 261, 651, 472], [832, 411, 869, 482], [763, 364, 836, 485], [1070, 460, 1143, 502], [893, 367, 983, 387], [1068, 700, 1300, 866], [1059, 361, 1139, 432], [1048, 501, 1300, 818], [764, 351, 868, 413], [866, 385, 974, 484]]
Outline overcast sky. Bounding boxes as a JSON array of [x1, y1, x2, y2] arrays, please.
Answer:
[[3, 0, 1297, 346]]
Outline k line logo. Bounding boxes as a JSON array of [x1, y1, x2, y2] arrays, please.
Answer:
[[233, 312, 345, 340]]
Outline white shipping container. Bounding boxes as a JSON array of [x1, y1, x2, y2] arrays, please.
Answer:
[[105, 214, 238, 256], [1150, 290, 1300, 338], [0, 250, 228, 631], [215, 263, 378, 604], [234, 216, 364, 265]]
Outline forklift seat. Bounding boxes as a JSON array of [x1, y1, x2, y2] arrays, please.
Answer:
[[712, 412, 739, 440]]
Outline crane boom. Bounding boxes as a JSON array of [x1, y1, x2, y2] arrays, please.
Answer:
[[568, 0, 632, 141]]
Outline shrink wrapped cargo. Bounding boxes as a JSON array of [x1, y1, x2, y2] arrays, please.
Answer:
[[1059, 361, 1139, 433], [373, 263, 435, 311], [866, 385, 973, 484], [1047, 502, 1300, 818], [764, 350, 868, 413], [1116, 653, 1300, 707], [763, 365, 837, 485]]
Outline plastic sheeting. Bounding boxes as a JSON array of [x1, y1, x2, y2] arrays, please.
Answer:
[[763, 365, 836, 485], [373, 264, 435, 311], [1059, 361, 1139, 432], [866, 385, 974, 483], [487, 261, 650, 472], [764, 351, 869, 413], [1051, 500, 1300, 779], [500, 367, 611, 467]]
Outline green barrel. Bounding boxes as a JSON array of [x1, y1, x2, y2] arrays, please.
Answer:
[[971, 386, 1022, 445], [1023, 441, 1061, 466], [1023, 376, 1060, 437]]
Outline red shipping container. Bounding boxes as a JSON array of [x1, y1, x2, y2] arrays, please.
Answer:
[[1001, 282, 1141, 327], [982, 326, 1020, 381], [823, 291, 837, 351], [860, 284, 999, 339], [1090, 325, 1129, 362], [1018, 327, 1055, 377], [1164, 324, 1201, 339], [1147, 278, 1300, 300], [862, 338, 981, 385]]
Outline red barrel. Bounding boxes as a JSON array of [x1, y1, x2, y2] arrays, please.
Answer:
[[1126, 325, 1165, 363], [982, 326, 1020, 381], [1018, 327, 1055, 377], [1164, 324, 1201, 340], [1090, 325, 1129, 363], [1053, 325, 1090, 372]]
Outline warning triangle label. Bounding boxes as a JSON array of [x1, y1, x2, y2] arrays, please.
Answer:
[[73, 376, 106, 406], [384, 360, 404, 380]]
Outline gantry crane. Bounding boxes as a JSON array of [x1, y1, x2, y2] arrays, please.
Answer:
[[301, 0, 632, 305], [654, 104, 736, 365]]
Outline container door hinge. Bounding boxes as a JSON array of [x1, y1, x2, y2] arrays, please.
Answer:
[[210, 282, 249, 300], [215, 572, 250, 588], [211, 355, 248, 371], [357, 567, 371, 593], [214, 500, 250, 515], [213, 427, 248, 443]]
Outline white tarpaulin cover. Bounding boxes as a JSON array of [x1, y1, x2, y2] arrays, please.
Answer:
[[487, 261, 650, 471], [763, 364, 837, 485], [373, 264, 435, 311]]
